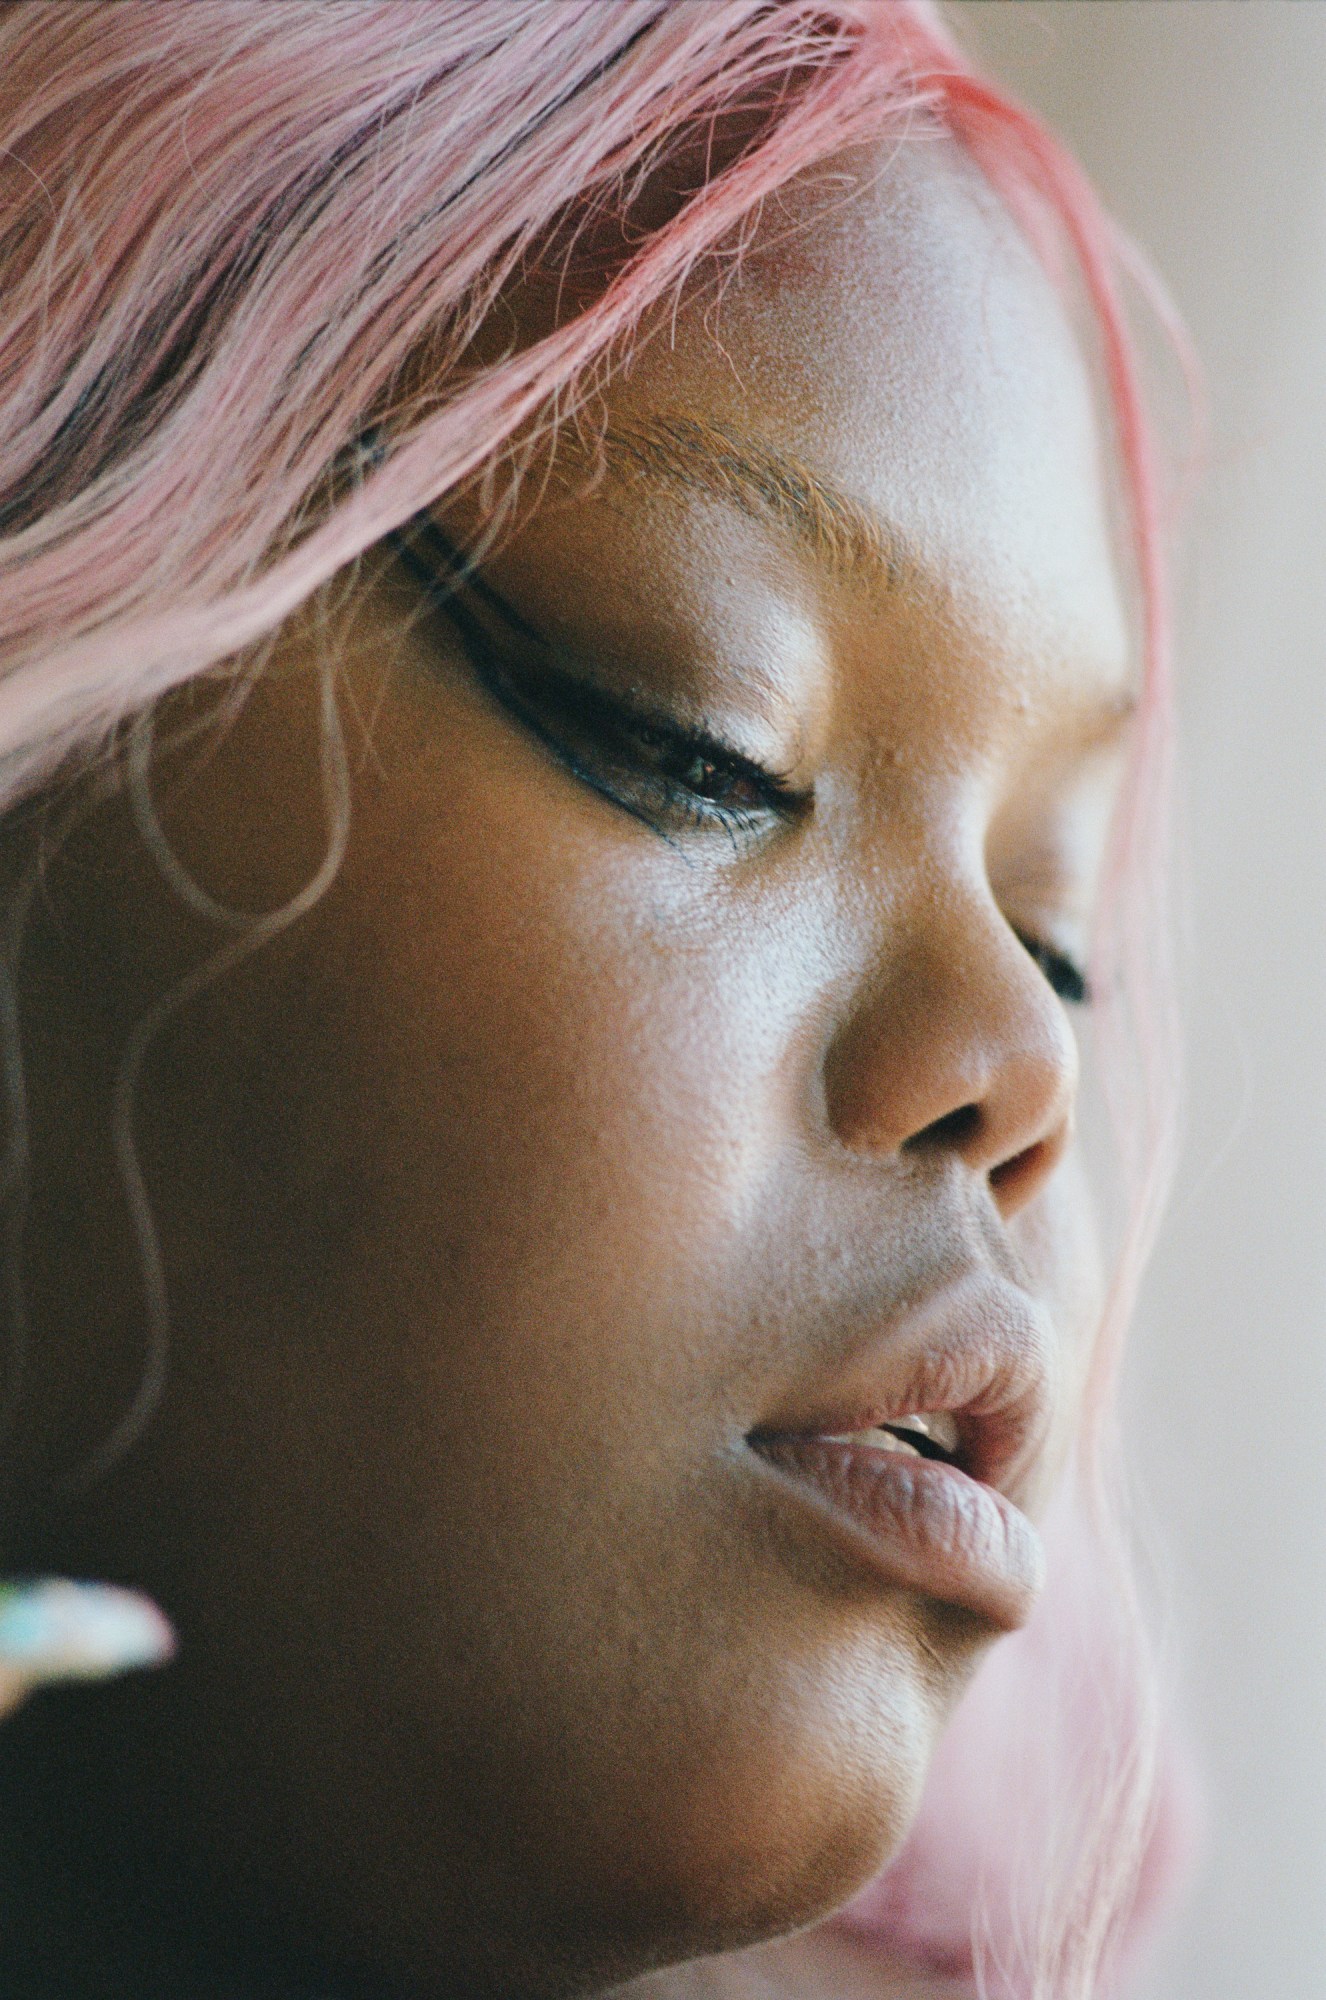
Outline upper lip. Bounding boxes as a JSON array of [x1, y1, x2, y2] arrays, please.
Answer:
[[745, 1270, 1058, 1502]]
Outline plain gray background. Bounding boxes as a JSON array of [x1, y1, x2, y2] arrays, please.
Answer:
[[947, 5, 1326, 1997]]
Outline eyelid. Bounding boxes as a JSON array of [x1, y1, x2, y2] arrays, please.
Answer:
[[396, 521, 1098, 957], [1014, 930, 1091, 1006], [393, 514, 808, 829]]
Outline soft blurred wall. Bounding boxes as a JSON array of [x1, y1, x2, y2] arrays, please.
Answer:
[[945, 4, 1326, 1996]]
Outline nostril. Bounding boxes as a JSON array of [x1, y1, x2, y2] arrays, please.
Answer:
[[989, 1132, 1059, 1209], [903, 1102, 982, 1154]]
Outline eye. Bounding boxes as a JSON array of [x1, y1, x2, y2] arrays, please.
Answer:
[[394, 516, 805, 845], [1015, 931, 1090, 1007], [626, 725, 783, 821]]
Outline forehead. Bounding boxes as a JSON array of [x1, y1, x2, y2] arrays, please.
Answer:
[[602, 131, 1133, 734]]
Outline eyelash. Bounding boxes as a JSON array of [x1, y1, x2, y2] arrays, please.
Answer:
[[394, 518, 799, 848], [1014, 934, 1090, 1007], [393, 518, 1091, 1006], [496, 662, 797, 844]]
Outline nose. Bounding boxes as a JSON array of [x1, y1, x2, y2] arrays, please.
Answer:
[[821, 890, 1079, 1219]]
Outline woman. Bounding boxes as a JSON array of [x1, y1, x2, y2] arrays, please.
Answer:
[[0, 4, 1188, 1996]]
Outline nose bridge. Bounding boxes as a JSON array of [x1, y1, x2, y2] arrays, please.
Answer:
[[821, 872, 1079, 1212]]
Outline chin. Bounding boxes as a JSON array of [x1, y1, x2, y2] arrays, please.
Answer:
[[544, 1674, 943, 1995]]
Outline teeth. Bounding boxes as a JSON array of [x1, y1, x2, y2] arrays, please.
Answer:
[[823, 1427, 922, 1457], [891, 1411, 961, 1457], [821, 1411, 960, 1462]]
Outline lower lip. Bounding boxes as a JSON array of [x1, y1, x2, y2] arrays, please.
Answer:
[[750, 1436, 1045, 1631]]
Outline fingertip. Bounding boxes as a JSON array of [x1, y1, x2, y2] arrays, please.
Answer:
[[0, 1579, 176, 1684]]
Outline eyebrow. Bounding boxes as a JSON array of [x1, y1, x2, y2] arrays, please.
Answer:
[[584, 413, 913, 593], [551, 412, 1139, 742]]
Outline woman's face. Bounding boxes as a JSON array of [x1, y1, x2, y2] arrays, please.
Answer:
[[16, 138, 1132, 1997]]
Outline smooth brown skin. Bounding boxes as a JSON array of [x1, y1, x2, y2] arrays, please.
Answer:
[[3, 139, 1131, 1999]]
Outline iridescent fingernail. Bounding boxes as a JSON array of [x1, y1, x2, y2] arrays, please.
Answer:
[[0, 1580, 175, 1681]]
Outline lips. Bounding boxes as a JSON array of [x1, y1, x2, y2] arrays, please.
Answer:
[[750, 1435, 1045, 1628], [746, 1275, 1055, 1631]]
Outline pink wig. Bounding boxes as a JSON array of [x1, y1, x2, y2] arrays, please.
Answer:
[[0, 3, 1189, 1993]]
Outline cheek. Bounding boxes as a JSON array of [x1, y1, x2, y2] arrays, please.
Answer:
[[174, 846, 941, 1958], [145, 712, 976, 1932], [313, 737, 819, 1356], [144, 640, 819, 1408]]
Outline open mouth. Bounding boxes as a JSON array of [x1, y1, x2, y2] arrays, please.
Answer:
[[742, 1278, 1054, 1630], [814, 1412, 961, 1465]]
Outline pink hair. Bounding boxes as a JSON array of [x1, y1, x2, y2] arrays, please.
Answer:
[[0, 3, 1189, 1994]]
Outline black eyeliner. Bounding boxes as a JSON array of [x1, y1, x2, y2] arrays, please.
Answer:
[[392, 518, 1091, 999], [392, 513, 801, 829]]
